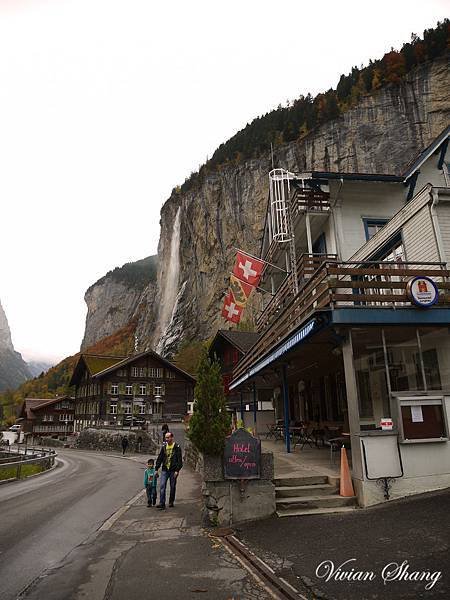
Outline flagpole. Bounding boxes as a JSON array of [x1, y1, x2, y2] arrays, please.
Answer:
[[229, 274, 274, 296], [233, 247, 288, 274]]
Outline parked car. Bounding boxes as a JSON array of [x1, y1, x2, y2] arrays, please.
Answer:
[[8, 425, 21, 432]]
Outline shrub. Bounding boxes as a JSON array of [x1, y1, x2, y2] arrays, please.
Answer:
[[188, 349, 230, 455]]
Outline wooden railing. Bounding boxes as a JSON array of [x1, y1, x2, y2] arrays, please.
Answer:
[[234, 260, 450, 382], [257, 253, 337, 331], [292, 188, 330, 219]]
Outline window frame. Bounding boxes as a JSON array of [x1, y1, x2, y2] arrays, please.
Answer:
[[362, 218, 389, 241], [395, 396, 449, 443]]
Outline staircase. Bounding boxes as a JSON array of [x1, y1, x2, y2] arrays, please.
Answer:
[[275, 475, 358, 517]]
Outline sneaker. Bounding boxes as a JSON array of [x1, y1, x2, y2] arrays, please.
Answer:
[[156, 504, 166, 510]]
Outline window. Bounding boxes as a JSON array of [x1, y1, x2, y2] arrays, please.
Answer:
[[111, 384, 118, 395], [125, 385, 133, 395], [110, 403, 117, 414], [138, 404, 145, 415], [363, 218, 389, 241], [149, 367, 163, 378], [139, 367, 146, 377], [139, 384, 146, 395], [166, 370, 176, 379], [59, 414, 73, 422], [154, 385, 162, 396], [131, 367, 139, 377], [124, 403, 132, 415], [398, 397, 448, 442]]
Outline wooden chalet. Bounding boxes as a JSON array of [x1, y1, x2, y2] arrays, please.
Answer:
[[19, 396, 75, 437], [69, 350, 195, 431]]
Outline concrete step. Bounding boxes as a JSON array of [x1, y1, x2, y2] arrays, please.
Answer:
[[276, 494, 357, 511], [277, 505, 358, 518], [274, 475, 328, 487], [276, 483, 337, 498]]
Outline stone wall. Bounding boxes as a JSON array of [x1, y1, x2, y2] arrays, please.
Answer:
[[75, 428, 157, 454], [184, 440, 275, 526]]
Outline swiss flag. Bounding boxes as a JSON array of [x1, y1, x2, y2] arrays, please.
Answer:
[[233, 251, 264, 287], [222, 291, 243, 324]]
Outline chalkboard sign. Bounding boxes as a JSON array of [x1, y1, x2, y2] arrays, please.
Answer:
[[224, 429, 261, 480]]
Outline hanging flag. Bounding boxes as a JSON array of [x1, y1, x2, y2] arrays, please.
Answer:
[[222, 291, 243, 324], [233, 250, 264, 287], [229, 274, 253, 306]]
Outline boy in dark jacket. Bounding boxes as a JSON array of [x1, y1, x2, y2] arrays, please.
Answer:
[[155, 431, 182, 509], [144, 458, 158, 507]]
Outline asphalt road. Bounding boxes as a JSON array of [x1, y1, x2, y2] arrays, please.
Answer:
[[0, 449, 146, 600], [236, 487, 450, 599]]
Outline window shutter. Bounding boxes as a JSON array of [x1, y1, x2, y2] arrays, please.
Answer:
[[119, 382, 125, 395], [161, 383, 166, 396]]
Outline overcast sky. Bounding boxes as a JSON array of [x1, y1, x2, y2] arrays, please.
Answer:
[[0, 0, 447, 364]]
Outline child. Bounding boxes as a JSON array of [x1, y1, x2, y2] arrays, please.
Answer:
[[144, 458, 158, 507]]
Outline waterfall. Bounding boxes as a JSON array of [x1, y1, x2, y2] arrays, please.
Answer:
[[156, 207, 181, 352]]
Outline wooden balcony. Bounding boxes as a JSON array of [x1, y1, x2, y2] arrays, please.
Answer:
[[234, 260, 450, 382], [291, 188, 330, 219], [257, 253, 338, 331]]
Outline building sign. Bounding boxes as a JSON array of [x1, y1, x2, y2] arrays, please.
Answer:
[[224, 429, 261, 479], [380, 418, 393, 430], [406, 276, 439, 308]]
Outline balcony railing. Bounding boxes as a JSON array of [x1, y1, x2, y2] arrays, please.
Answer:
[[257, 253, 338, 331], [234, 260, 450, 381], [292, 188, 330, 219]]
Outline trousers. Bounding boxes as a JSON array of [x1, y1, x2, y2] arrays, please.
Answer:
[[159, 470, 177, 506]]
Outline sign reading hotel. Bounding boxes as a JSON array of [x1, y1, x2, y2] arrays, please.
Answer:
[[224, 429, 261, 479], [406, 276, 439, 308]]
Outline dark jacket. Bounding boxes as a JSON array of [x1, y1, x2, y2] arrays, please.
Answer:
[[156, 442, 183, 472]]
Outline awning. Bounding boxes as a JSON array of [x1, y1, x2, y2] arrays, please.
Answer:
[[229, 318, 318, 390]]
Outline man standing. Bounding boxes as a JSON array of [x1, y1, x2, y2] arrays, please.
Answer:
[[155, 431, 182, 509]]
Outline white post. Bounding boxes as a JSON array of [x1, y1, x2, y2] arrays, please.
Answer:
[[305, 212, 313, 254]]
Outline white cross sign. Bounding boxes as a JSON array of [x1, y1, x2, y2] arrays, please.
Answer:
[[225, 301, 239, 319], [239, 259, 257, 281]]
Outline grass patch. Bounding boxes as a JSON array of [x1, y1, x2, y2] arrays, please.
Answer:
[[0, 463, 44, 480]]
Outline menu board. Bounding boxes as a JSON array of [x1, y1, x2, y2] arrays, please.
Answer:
[[224, 429, 261, 480]]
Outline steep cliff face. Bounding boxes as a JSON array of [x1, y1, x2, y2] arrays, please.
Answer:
[[82, 57, 449, 357], [153, 57, 449, 354], [81, 256, 157, 351], [0, 300, 31, 391]]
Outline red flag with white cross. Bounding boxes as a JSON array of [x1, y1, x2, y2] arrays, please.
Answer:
[[222, 290, 243, 324], [232, 251, 264, 287]]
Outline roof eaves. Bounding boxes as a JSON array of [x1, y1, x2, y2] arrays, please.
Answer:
[[402, 126, 450, 181]]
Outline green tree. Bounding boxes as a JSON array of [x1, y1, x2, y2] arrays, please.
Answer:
[[188, 349, 231, 455]]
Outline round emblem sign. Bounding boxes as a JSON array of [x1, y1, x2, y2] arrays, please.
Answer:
[[406, 276, 439, 308]]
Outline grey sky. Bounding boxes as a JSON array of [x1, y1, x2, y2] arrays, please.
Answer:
[[0, 0, 447, 363]]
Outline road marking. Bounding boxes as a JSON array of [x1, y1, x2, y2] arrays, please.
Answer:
[[99, 488, 146, 532]]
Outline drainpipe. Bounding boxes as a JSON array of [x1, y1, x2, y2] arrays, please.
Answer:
[[253, 382, 257, 431], [305, 212, 313, 254], [430, 190, 446, 263], [281, 364, 291, 453], [331, 178, 344, 259]]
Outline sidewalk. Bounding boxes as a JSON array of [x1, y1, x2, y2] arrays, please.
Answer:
[[20, 462, 272, 600]]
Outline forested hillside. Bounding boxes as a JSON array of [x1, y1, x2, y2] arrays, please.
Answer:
[[179, 20, 449, 194]]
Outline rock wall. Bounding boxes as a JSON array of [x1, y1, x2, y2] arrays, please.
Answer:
[[154, 57, 449, 353], [0, 300, 31, 391], [75, 428, 157, 454], [81, 57, 449, 356], [81, 276, 157, 351]]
